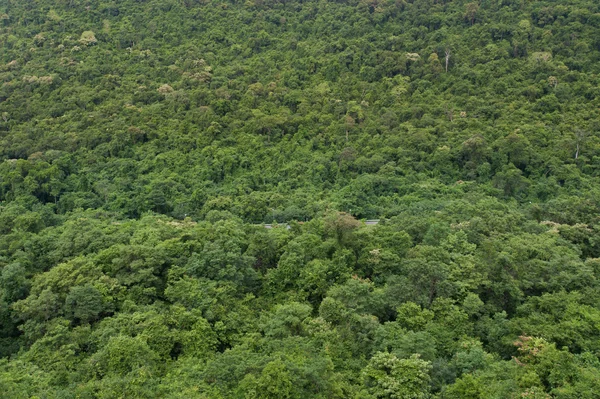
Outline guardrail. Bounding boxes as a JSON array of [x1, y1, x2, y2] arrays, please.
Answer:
[[263, 220, 380, 229]]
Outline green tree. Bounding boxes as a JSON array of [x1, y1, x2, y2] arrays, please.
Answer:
[[64, 285, 104, 324], [361, 352, 432, 399]]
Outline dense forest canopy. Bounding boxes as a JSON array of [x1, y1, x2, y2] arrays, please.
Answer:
[[1, 0, 600, 397]]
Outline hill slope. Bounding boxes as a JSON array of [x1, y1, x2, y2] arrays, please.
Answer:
[[1, 0, 600, 397]]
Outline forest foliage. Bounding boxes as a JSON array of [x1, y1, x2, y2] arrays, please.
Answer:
[[1, 0, 600, 397]]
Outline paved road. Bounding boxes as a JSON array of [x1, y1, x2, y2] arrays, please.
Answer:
[[264, 220, 380, 229]]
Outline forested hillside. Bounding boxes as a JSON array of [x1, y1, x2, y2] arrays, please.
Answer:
[[1, 0, 600, 397]]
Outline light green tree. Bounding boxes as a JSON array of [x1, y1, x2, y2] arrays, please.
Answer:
[[362, 352, 432, 399]]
